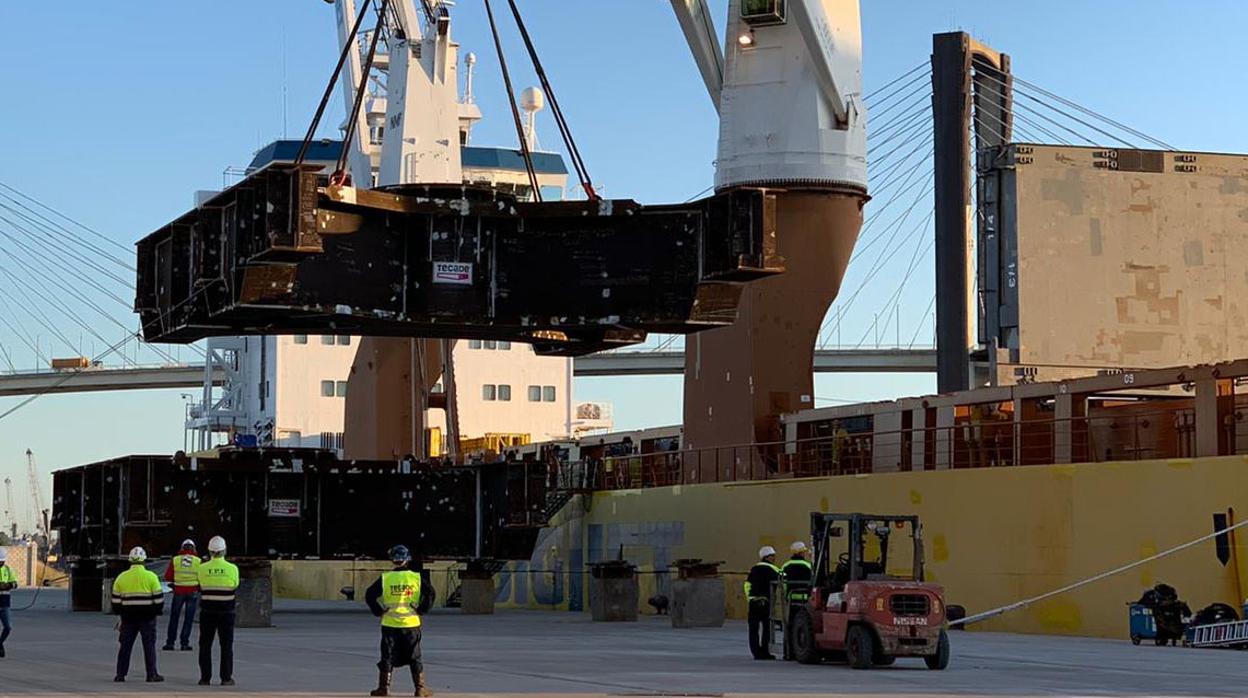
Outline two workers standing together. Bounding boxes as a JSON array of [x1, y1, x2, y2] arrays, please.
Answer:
[[110, 536, 238, 685], [745, 541, 812, 660]]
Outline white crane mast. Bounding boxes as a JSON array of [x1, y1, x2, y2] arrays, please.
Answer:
[[672, 0, 867, 192], [333, 0, 464, 187]]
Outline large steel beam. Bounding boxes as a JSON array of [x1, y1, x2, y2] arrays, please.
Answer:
[[134, 165, 781, 356]]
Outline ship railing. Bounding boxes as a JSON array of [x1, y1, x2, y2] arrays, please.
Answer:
[[561, 406, 1211, 491]]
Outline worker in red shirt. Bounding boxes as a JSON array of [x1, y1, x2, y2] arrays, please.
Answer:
[[162, 539, 201, 651]]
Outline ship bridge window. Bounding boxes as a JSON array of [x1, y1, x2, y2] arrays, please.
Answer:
[[741, 0, 785, 26], [294, 334, 308, 344], [320, 380, 334, 397], [482, 384, 497, 401], [320, 335, 334, 345]]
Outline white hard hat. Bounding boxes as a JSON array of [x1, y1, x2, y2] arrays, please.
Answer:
[[759, 545, 777, 559], [128, 546, 148, 563], [0, 548, 7, 562], [182, 539, 196, 549], [208, 536, 227, 553], [790, 541, 808, 554]]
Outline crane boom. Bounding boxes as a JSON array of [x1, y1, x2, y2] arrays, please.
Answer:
[[670, 0, 724, 111], [2, 476, 16, 539], [26, 448, 47, 538]]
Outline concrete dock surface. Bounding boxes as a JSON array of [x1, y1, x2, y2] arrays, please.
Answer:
[[1, 590, 1244, 697]]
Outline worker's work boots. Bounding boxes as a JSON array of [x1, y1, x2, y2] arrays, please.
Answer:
[[370, 670, 392, 697], [413, 669, 433, 696]]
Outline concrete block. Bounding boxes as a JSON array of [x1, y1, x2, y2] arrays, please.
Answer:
[[589, 576, 638, 622], [670, 577, 725, 628], [460, 578, 495, 615], [236, 560, 273, 628]]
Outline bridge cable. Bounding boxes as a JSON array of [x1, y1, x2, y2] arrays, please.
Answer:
[[0, 333, 135, 424]]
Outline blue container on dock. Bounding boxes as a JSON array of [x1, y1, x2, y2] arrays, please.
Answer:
[[1129, 603, 1156, 645]]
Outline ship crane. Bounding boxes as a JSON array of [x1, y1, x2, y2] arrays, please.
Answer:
[[2, 476, 16, 540], [26, 448, 48, 542]]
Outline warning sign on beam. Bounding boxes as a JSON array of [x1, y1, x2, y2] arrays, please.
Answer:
[[432, 261, 473, 285]]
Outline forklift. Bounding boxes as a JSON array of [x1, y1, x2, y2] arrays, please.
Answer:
[[777, 513, 950, 669]]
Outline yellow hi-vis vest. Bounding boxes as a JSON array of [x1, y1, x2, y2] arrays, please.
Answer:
[[198, 556, 240, 605], [0, 564, 17, 600], [111, 564, 163, 609], [380, 570, 422, 628], [173, 554, 202, 588]]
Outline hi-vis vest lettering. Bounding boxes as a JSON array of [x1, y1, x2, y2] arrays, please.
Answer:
[[198, 558, 240, 605], [380, 570, 422, 628], [174, 554, 201, 588], [432, 261, 472, 285]]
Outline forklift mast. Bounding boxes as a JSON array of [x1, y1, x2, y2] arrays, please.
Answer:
[[808, 512, 926, 589]]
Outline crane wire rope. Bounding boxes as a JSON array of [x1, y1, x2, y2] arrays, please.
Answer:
[[484, 0, 542, 200], [295, 0, 374, 167], [334, 0, 391, 183], [505, 0, 599, 200]]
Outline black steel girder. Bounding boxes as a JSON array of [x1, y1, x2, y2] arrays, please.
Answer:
[[135, 164, 780, 355]]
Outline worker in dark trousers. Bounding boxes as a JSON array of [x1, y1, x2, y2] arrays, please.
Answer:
[[744, 546, 781, 660], [162, 538, 200, 651], [365, 545, 432, 697], [196, 536, 239, 686], [781, 541, 813, 659], [111, 546, 164, 683], [0, 548, 16, 658]]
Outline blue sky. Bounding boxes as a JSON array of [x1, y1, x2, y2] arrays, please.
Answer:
[[2, 1, 1247, 529]]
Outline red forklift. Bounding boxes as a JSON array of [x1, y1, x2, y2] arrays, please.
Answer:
[[780, 513, 949, 669]]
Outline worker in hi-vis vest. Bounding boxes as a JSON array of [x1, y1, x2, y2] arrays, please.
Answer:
[[111, 546, 164, 683], [744, 546, 781, 660], [162, 538, 200, 651], [196, 536, 239, 686], [0, 548, 17, 658], [365, 544, 432, 697], [780, 541, 814, 659]]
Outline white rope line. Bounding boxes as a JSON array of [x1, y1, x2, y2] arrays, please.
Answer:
[[955, 518, 1248, 627]]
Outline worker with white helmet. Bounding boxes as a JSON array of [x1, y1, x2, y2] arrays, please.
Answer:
[[781, 541, 814, 659], [0, 548, 16, 658], [196, 535, 239, 686], [744, 545, 781, 660], [110, 546, 164, 683], [162, 538, 200, 651]]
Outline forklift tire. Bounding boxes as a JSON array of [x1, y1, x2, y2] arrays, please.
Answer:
[[846, 625, 875, 670], [925, 629, 951, 670], [1131, 634, 1142, 646], [790, 607, 822, 665]]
